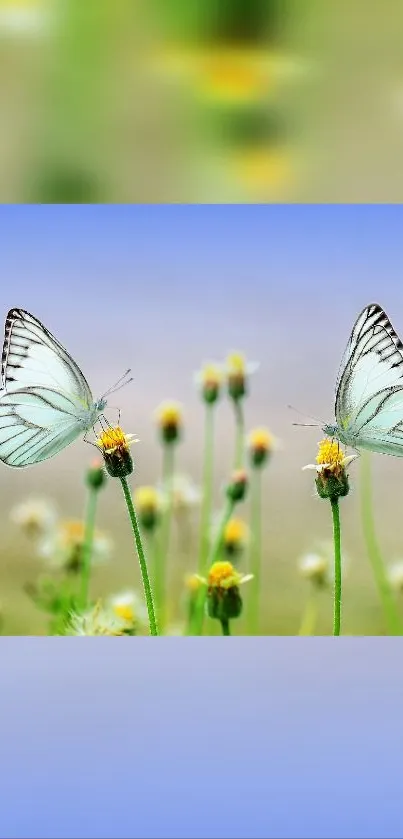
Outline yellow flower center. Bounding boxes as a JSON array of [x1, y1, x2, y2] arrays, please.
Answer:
[[248, 427, 273, 452], [316, 439, 344, 467], [208, 561, 240, 589], [96, 426, 133, 455], [185, 573, 203, 593], [134, 486, 160, 512], [155, 402, 182, 428], [223, 517, 248, 546], [226, 352, 246, 375], [200, 364, 222, 388], [60, 520, 85, 545], [113, 603, 134, 623], [231, 148, 292, 193]]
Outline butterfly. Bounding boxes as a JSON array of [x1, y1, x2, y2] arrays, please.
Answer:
[[0, 308, 131, 467], [323, 303, 403, 456]]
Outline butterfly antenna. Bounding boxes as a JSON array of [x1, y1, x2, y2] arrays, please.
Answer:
[[102, 369, 133, 399], [287, 404, 323, 427]]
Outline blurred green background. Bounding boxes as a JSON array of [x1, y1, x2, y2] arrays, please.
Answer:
[[1, 0, 403, 202]]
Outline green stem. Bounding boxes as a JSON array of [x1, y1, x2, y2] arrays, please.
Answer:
[[298, 589, 318, 636], [198, 403, 215, 575], [330, 497, 342, 636], [248, 466, 262, 635], [360, 452, 402, 635], [234, 400, 245, 469], [155, 443, 175, 631], [220, 618, 231, 636], [192, 497, 235, 635], [80, 485, 98, 609], [120, 477, 159, 636]]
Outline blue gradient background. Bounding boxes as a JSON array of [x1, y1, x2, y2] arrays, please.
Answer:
[[1, 641, 403, 838]]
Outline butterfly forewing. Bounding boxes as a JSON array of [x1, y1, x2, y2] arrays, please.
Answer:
[[0, 309, 101, 467], [335, 304, 403, 454]]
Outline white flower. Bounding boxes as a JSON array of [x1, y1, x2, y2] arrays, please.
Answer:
[[10, 498, 58, 539], [65, 602, 126, 636], [298, 541, 349, 586], [158, 473, 201, 512], [387, 560, 403, 592], [37, 519, 112, 571], [107, 589, 148, 629]]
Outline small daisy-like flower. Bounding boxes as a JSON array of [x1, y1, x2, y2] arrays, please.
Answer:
[[37, 519, 112, 573], [95, 426, 138, 478], [198, 560, 252, 622], [107, 589, 148, 632], [298, 552, 329, 587], [303, 439, 358, 501], [247, 427, 276, 468], [134, 486, 164, 531], [226, 469, 249, 503], [158, 473, 201, 513], [65, 601, 126, 636], [225, 351, 259, 401], [185, 572, 204, 595], [10, 498, 57, 539], [194, 361, 223, 405], [387, 561, 403, 592], [154, 400, 183, 444], [85, 458, 107, 491], [222, 516, 250, 556]]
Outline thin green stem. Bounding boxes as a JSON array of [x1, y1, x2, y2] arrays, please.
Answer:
[[360, 452, 402, 635], [80, 486, 98, 609], [330, 497, 342, 636], [192, 497, 236, 635], [155, 443, 175, 630], [247, 466, 262, 635], [234, 400, 245, 469], [120, 477, 159, 636], [220, 618, 231, 636], [198, 403, 215, 575], [298, 589, 318, 636]]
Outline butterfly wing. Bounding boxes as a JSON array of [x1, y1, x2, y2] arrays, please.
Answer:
[[335, 303, 403, 455], [0, 309, 97, 467]]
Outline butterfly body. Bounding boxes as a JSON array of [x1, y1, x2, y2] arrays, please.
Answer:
[[0, 308, 108, 467], [324, 303, 403, 457]]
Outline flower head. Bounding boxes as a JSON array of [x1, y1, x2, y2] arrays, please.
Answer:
[[222, 516, 250, 556], [107, 589, 148, 633], [154, 400, 183, 444], [303, 439, 358, 501], [298, 552, 329, 587], [158, 473, 201, 513], [86, 458, 107, 490], [134, 485, 164, 531], [225, 469, 249, 503], [194, 362, 223, 404], [95, 426, 138, 478], [199, 560, 252, 622], [225, 351, 258, 401], [10, 497, 57, 539], [37, 519, 112, 573], [65, 601, 127, 636], [247, 427, 276, 468]]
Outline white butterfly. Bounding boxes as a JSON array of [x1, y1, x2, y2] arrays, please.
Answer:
[[324, 303, 403, 456], [0, 308, 130, 467]]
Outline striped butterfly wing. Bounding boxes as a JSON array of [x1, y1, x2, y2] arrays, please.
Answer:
[[0, 309, 96, 467], [335, 303, 403, 455]]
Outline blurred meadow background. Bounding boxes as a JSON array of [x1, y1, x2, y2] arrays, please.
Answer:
[[0, 0, 403, 202], [2, 204, 403, 635]]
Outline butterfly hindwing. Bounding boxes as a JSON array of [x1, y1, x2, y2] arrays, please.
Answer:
[[335, 304, 403, 454]]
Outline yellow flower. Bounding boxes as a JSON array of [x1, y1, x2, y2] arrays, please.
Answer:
[[134, 486, 164, 531], [185, 573, 204, 594], [230, 147, 294, 199], [225, 351, 258, 401], [223, 517, 249, 555], [207, 560, 252, 590], [95, 425, 138, 478], [37, 519, 112, 572], [194, 361, 223, 404], [302, 439, 357, 501], [247, 426, 276, 467], [154, 400, 183, 444]]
